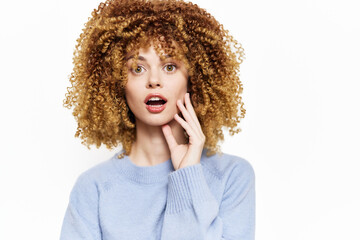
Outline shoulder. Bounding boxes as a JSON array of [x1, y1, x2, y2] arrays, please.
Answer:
[[200, 148, 255, 183], [71, 152, 120, 192]]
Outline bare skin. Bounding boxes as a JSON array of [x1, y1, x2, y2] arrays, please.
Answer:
[[125, 44, 205, 170]]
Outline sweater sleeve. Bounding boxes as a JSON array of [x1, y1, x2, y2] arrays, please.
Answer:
[[160, 162, 255, 240], [59, 173, 102, 240]]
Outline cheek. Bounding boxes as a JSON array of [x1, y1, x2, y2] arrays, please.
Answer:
[[124, 84, 136, 106], [171, 89, 187, 103], [124, 82, 144, 109], [174, 79, 188, 95], [124, 79, 137, 96]]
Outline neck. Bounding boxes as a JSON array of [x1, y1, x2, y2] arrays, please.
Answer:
[[129, 118, 188, 166]]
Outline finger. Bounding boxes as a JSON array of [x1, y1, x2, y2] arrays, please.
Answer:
[[176, 99, 200, 136], [174, 113, 198, 139], [184, 93, 202, 130], [161, 124, 178, 150]]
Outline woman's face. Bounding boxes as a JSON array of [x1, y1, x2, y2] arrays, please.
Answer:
[[124, 44, 189, 127]]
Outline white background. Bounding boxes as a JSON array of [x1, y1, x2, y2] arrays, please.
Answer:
[[1, 0, 359, 239]]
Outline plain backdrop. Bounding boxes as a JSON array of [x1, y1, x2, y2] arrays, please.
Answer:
[[0, 0, 359, 239]]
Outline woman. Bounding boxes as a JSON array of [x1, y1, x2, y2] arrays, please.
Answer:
[[60, 0, 255, 239]]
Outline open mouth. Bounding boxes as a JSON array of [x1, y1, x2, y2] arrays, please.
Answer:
[[146, 97, 167, 106], [145, 98, 167, 113], [144, 94, 168, 113]]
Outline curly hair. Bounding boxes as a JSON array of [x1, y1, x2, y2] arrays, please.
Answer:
[[63, 0, 246, 158]]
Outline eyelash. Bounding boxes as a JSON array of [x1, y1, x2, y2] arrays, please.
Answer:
[[130, 63, 178, 75]]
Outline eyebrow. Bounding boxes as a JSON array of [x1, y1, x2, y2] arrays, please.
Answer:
[[125, 54, 172, 61]]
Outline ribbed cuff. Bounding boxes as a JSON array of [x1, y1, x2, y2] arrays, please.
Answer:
[[165, 164, 214, 214]]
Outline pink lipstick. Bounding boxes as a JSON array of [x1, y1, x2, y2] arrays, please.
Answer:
[[144, 93, 167, 113]]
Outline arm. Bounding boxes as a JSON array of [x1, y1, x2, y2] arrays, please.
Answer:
[[160, 161, 255, 240], [59, 174, 102, 240]]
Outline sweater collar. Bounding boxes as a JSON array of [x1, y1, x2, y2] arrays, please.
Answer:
[[112, 150, 175, 184]]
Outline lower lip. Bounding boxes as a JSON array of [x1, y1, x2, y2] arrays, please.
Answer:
[[146, 102, 167, 113]]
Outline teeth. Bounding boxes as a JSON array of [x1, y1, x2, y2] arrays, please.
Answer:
[[148, 97, 164, 101]]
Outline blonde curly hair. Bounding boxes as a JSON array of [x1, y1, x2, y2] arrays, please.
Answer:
[[63, 0, 246, 158]]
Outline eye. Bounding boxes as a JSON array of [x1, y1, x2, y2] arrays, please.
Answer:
[[163, 63, 177, 73], [131, 65, 145, 75]]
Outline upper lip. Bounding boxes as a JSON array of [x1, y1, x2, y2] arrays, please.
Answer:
[[144, 93, 168, 103]]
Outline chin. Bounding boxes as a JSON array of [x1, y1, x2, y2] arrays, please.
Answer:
[[137, 114, 175, 127]]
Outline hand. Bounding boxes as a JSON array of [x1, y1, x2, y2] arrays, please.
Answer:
[[161, 93, 206, 170]]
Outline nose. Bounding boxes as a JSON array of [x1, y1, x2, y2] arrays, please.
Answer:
[[147, 69, 163, 88]]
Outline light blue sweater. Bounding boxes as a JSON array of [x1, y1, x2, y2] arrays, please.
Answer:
[[59, 148, 255, 240]]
